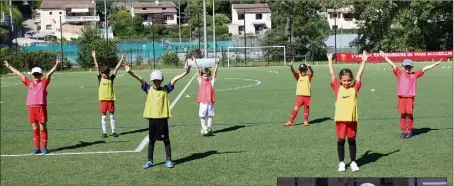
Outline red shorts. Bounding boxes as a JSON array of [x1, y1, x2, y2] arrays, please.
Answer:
[[398, 97, 414, 114], [28, 106, 48, 124], [100, 100, 115, 113], [295, 95, 311, 107], [336, 121, 357, 140]]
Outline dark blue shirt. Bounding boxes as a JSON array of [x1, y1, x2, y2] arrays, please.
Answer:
[[141, 82, 174, 94]]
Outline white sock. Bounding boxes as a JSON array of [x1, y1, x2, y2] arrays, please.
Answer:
[[101, 116, 107, 133], [200, 117, 207, 129], [207, 117, 213, 128], [110, 114, 116, 133]]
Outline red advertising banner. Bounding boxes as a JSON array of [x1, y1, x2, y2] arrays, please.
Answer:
[[336, 51, 453, 63]]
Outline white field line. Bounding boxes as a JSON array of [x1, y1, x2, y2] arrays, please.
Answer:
[[1, 150, 136, 157], [134, 73, 197, 152], [0, 73, 135, 157], [186, 78, 261, 95], [1, 73, 126, 88]]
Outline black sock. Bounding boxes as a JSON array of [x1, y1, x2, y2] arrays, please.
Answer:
[[348, 139, 357, 161], [337, 139, 345, 162], [148, 137, 156, 162], [164, 139, 172, 161]]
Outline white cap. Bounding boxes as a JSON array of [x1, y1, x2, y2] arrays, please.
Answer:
[[150, 70, 163, 81], [31, 67, 43, 74]]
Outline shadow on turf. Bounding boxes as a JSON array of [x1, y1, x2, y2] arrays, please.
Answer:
[[155, 150, 246, 165], [50, 140, 127, 153], [411, 127, 452, 137], [296, 117, 332, 125], [213, 125, 246, 134], [119, 128, 148, 136], [356, 149, 400, 167]]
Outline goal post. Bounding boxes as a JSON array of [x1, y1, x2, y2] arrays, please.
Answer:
[[227, 46, 286, 68]]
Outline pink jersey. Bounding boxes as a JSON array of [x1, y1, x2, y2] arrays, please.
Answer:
[[197, 78, 215, 103], [23, 78, 50, 106], [394, 68, 423, 97]]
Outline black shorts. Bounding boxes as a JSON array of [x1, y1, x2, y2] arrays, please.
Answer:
[[148, 118, 169, 141]]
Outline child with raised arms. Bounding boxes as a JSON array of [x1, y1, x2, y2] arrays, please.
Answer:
[[327, 50, 369, 172]]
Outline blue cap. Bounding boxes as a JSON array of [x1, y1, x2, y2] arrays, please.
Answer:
[[402, 59, 414, 66]]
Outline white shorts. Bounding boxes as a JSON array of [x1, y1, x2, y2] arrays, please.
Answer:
[[199, 103, 215, 117]]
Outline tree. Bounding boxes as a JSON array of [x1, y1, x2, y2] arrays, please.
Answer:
[[76, 26, 119, 70], [96, 0, 114, 23], [0, 2, 24, 26], [353, 1, 453, 51], [215, 14, 230, 25], [264, 1, 330, 61], [112, 11, 144, 38]]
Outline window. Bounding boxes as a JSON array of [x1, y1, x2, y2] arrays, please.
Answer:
[[59, 12, 62, 15], [256, 14, 262, 19], [166, 15, 174, 20], [239, 26, 245, 35], [142, 8, 146, 10], [255, 25, 264, 34], [330, 13, 337, 19], [238, 13, 244, 20], [46, 25, 52, 30], [162, 8, 166, 10], [343, 13, 353, 20], [49, 12, 52, 15]]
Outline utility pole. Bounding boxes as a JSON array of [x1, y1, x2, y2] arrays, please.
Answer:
[[203, 0, 207, 58]]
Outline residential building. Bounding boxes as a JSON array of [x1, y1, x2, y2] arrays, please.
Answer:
[[130, 1, 178, 26], [323, 6, 360, 30], [38, 0, 99, 33], [228, 4, 272, 35]]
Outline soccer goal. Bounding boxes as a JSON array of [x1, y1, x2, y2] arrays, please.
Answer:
[[227, 46, 286, 68]]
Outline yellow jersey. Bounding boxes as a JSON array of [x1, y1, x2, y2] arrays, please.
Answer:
[[295, 73, 312, 96], [142, 82, 174, 119], [98, 74, 116, 100], [331, 80, 362, 122]]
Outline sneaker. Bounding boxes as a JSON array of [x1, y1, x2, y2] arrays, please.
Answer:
[[32, 148, 40, 154], [303, 120, 309, 126], [338, 161, 346, 172], [143, 161, 153, 169], [400, 132, 406, 139], [350, 161, 360, 172], [41, 148, 48, 154], [283, 121, 294, 127], [166, 160, 175, 168], [112, 132, 119, 137], [207, 127, 213, 135], [405, 132, 413, 138], [101, 133, 107, 138]]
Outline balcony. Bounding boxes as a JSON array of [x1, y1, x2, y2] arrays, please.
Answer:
[[65, 16, 100, 22]]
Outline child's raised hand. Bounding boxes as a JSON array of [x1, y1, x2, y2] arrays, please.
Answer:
[[3, 60, 9, 68], [121, 54, 125, 60], [55, 57, 61, 65], [327, 51, 333, 60], [307, 64, 311, 67], [361, 50, 370, 61], [435, 59, 443, 65], [379, 50, 386, 57], [123, 63, 131, 72], [91, 49, 96, 57]]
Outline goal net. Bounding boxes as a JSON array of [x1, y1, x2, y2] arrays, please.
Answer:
[[226, 46, 286, 67]]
